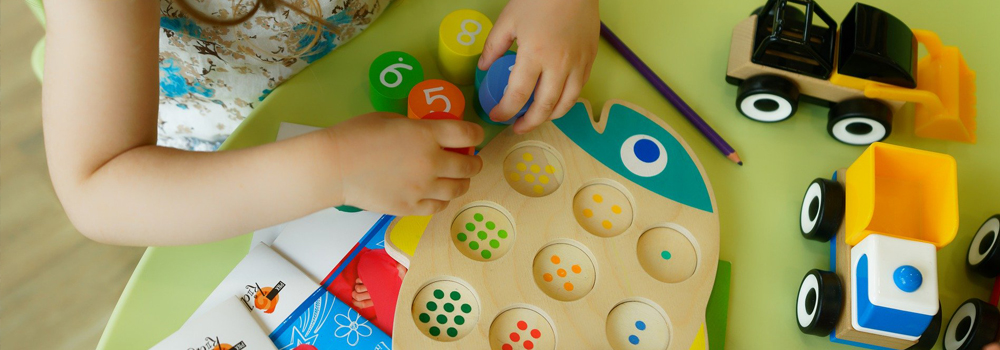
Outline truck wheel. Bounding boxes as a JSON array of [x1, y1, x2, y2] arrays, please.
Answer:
[[827, 98, 893, 145], [736, 75, 799, 122], [800, 178, 845, 242], [968, 215, 1000, 278], [797, 269, 842, 336], [944, 298, 1000, 350], [907, 302, 942, 350]]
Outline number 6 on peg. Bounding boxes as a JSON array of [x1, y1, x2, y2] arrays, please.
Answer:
[[369, 51, 424, 114], [408, 79, 465, 120], [438, 9, 493, 85]]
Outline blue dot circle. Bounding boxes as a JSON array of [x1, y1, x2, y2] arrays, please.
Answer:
[[633, 139, 660, 163], [893, 265, 923, 293], [628, 335, 640, 345], [635, 321, 646, 331]]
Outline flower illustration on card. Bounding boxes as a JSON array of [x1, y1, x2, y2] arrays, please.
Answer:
[[333, 308, 373, 346]]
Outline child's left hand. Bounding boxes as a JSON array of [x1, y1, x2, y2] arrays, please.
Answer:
[[479, 0, 600, 134]]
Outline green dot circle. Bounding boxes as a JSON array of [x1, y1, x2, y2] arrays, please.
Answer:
[[465, 223, 475, 231], [489, 239, 500, 249], [444, 303, 455, 312], [419, 313, 430, 323], [477, 231, 488, 240], [447, 327, 458, 337], [450, 291, 461, 301], [486, 221, 496, 230], [429, 326, 440, 337], [437, 314, 448, 324], [461, 304, 472, 313], [481, 250, 492, 259], [433, 289, 444, 299], [456, 233, 467, 242], [469, 241, 479, 250], [426, 301, 437, 311], [474, 213, 484, 222], [498, 230, 508, 239], [454, 315, 466, 325]]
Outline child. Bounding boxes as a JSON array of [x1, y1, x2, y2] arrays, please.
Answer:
[[42, 0, 598, 246]]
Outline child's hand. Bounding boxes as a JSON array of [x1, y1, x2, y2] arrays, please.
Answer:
[[479, 0, 600, 134], [328, 113, 484, 215]]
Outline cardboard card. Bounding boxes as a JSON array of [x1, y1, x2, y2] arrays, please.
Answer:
[[271, 292, 393, 350], [152, 297, 277, 350], [187, 243, 319, 333], [271, 208, 384, 283]]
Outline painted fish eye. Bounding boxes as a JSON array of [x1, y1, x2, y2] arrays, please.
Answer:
[[620, 135, 667, 177]]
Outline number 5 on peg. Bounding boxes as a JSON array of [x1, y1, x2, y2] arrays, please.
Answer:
[[438, 9, 492, 85], [408, 79, 465, 120], [369, 51, 424, 114]]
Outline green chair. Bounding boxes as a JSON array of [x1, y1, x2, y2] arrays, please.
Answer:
[[25, 0, 44, 80]]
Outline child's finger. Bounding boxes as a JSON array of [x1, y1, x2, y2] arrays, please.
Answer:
[[549, 71, 585, 120], [354, 283, 368, 293], [435, 151, 483, 179], [490, 61, 542, 123], [414, 199, 449, 215], [426, 178, 472, 201], [353, 300, 374, 309], [428, 120, 485, 148], [514, 70, 568, 134], [352, 290, 372, 302], [478, 22, 513, 70]]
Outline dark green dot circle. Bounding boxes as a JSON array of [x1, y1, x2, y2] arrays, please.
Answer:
[[457, 233, 467, 242], [469, 241, 479, 250], [489, 239, 500, 248], [477, 231, 488, 240], [461, 304, 472, 313], [419, 313, 430, 323], [444, 303, 455, 312], [450, 291, 461, 301], [437, 314, 448, 324], [498, 230, 508, 238], [481, 250, 492, 259], [465, 223, 475, 231], [429, 326, 440, 336], [433, 289, 444, 299], [454, 315, 465, 325], [486, 221, 496, 230], [426, 301, 437, 311], [447, 327, 458, 337], [474, 213, 484, 222]]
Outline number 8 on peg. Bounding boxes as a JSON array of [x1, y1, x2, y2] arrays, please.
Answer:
[[408, 79, 465, 120], [438, 9, 493, 85], [369, 51, 424, 114]]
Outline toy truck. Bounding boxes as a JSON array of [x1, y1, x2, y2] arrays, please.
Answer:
[[726, 0, 976, 145], [942, 214, 1000, 350], [795, 142, 958, 349]]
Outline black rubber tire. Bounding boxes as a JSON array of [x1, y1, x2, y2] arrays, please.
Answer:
[[943, 298, 1000, 350], [736, 75, 800, 123], [796, 269, 843, 336], [968, 214, 1000, 278], [827, 98, 893, 146], [907, 302, 942, 350], [799, 178, 845, 242]]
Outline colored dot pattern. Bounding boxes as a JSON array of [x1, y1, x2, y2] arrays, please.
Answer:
[[573, 183, 634, 238], [637, 226, 698, 284], [490, 308, 555, 350], [451, 205, 515, 261], [503, 145, 564, 197], [533, 243, 596, 301], [413, 280, 479, 341], [606, 301, 670, 350], [499, 319, 544, 350]]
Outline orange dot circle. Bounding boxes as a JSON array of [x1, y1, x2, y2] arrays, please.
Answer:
[[602, 220, 613, 229], [593, 194, 603, 203], [611, 205, 622, 214], [564, 282, 574, 291], [550, 255, 560, 264], [583, 209, 594, 218], [543, 273, 553, 282], [557, 268, 567, 277], [572, 265, 581, 274]]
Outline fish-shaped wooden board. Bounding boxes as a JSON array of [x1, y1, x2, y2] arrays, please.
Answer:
[[393, 99, 720, 350]]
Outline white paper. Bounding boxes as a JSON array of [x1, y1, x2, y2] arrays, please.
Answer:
[[152, 297, 277, 350], [271, 208, 383, 282]]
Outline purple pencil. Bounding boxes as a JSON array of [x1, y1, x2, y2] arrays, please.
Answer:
[[600, 21, 743, 166]]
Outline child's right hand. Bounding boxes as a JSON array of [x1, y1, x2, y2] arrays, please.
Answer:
[[327, 112, 484, 215]]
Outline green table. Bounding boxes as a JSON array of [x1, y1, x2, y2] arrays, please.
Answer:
[[98, 0, 1000, 348]]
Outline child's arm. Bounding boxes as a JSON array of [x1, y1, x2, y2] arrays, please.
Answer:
[[42, 1, 483, 246], [479, 0, 600, 134]]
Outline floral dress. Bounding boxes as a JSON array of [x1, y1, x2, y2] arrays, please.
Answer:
[[158, 0, 389, 151]]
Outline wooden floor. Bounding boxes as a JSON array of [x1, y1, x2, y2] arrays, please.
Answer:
[[0, 2, 146, 349]]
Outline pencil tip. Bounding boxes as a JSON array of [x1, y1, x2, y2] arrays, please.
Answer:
[[726, 152, 743, 165], [738, 161, 743, 166]]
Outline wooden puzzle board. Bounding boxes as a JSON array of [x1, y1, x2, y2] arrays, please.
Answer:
[[393, 99, 720, 349]]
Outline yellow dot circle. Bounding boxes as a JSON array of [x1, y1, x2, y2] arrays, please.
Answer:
[[602, 220, 613, 229], [582, 209, 593, 218], [593, 194, 603, 203], [545, 165, 555, 174], [611, 205, 622, 214], [539, 175, 549, 184], [530, 164, 540, 173], [533, 185, 544, 194], [522, 153, 533, 162], [525, 174, 535, 183], [509, 172, 520, 182], [516, 163, 527, 172]]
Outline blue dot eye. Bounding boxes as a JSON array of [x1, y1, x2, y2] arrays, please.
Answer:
[[621, 135, 667, 177]]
